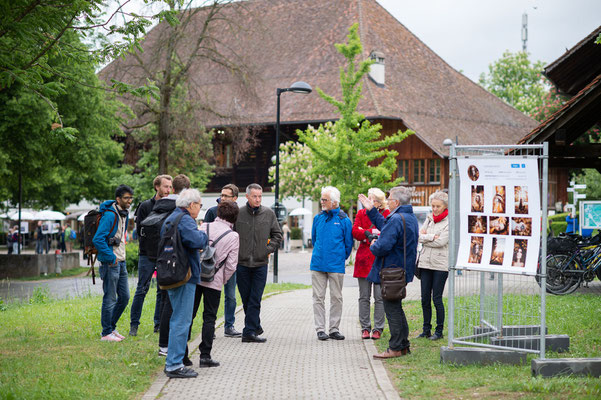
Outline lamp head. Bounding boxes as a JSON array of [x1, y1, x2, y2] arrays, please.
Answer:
[[288, 81, 312, 94]]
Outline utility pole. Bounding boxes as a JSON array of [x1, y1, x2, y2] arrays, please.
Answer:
[[521, 13, 528, 52]]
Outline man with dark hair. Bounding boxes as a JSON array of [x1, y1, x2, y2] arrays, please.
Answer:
[[94, 184, 134, 342], [235, 183, 282, 343], [129, 175, 172, 336], [204, 183, 241, 337], [172, 174, 191, 195]]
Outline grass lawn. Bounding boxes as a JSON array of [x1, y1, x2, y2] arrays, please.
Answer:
[[13, 267, 90, 281], [0, 282, 308, 399], [375, 294, 601, 400]]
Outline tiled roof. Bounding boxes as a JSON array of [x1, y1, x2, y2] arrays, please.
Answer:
[[99, 0, 537, 156]]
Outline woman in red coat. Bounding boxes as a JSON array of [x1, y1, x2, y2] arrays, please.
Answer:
[[352, 188, 390, 339]]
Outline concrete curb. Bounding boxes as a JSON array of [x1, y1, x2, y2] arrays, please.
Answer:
[[364, 337, 402, 400]]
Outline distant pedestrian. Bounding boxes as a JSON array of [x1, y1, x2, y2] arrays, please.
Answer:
[[93, 184, 134, 342], [281, 222, 291, 253], [35, 221, 45, 254], [311, 186, 353, 341], [64, 224, 74, 252]]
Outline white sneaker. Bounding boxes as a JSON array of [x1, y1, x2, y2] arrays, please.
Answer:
[[158, 347, 168, 357], [112, 330, 125, 340], [101, 333, 122, 342]]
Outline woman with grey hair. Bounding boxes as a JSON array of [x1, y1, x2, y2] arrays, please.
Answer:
[[417, 190, 449, 341]]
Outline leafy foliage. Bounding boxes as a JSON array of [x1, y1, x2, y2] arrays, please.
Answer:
[[297, 24, 412, 216], [479, 51, 548, 115], [0, 31, 125, 208]]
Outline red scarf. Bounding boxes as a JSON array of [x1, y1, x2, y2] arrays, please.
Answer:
[[433, 208, 448, 223]]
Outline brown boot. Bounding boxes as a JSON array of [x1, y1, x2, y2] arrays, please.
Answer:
[[373, 347, 410, 359]]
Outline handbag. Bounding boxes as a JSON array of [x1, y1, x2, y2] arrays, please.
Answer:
[[414, 251, 422, 280], [379, 214, 408, 300]]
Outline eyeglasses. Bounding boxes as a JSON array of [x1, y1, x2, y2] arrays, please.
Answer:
[[320, 198, 330, 202], [121, 196, 134, 201], [220, 194, 235, 199]]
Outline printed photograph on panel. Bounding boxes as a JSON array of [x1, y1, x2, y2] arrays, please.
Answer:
[[512, 239, 528, 268], [468, 215, 487, 234], [514, 186, 529, 214], [490, 237, 506, 265], [471, 185, 484, 213], [511, 217, 532, 236], [492, 186, 506, 213], [468, 236, 484, 264], [489, 216, 509, 235], [468, 165, 480, 181]]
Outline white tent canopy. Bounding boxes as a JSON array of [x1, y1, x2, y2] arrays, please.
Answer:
[[289, 207, 312, 216], [8, 211, 36, 220], [36, 210, 66, 221]]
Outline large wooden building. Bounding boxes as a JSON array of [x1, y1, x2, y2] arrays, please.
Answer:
[[100, 0, 537, 205]]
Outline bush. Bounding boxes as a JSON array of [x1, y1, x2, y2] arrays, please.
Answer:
[[550, 221, 568, 236], [125, 241, 139, 274], [290, 227, 302, 240]]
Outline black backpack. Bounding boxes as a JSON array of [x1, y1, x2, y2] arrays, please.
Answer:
[[199, 223, 232, 282], [140, 209, 172, 261], [83, 208, 118, 284], [156, 213, 191, 290]]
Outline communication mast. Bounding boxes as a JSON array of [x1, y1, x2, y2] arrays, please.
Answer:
[[521, 13, 528, 51]]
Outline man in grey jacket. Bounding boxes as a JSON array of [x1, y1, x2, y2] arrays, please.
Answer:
[[235, 183, 282, 343]]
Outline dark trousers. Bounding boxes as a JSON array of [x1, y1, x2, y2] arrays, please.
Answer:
[[383, 298, 410, 352], [189, 285, 221, 358], [130, 255, 164, 329], [420, 269, 449, 335], [237, 265, 268, 336], [159, 292, 172, 348]]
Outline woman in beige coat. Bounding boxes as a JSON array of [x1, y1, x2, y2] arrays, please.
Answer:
[[416, 191, 449, 341]]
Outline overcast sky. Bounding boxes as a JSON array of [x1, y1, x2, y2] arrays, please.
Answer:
[[376, 0, 601, 82]]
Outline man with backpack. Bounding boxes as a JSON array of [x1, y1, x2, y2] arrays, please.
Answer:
[[310, 186, 353, 341], [93, 184, 134, 342], [129, 174, 173, 337], [203, 183, 241, 338]]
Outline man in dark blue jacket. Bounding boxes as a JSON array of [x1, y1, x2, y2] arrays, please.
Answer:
[[93, 184, 134, 342], [161, 188, 208, 379], [311, 186, 353, 341], [358, 186, 419, 358]]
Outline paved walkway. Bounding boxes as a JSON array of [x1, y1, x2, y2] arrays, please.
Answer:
[[144, 286, 400, 400]]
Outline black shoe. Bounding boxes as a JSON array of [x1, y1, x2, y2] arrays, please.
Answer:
[[429, 332, 443, 341], [183, 356, 193, 367], [199, 357, 220, 368], [154, 325, 160, 333], [224, 326, 242, 337], [416, 331, 431, 338], [129, 326, 138, 337], [241, 334, 267, 343], [329, 331, 345, 340], [256, 327, 264, 336], [317, 331, 329, 341], [164, 367, 198, 379]]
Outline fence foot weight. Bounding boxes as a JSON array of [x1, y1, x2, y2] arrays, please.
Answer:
[[440, 346, 527, 366], [532, 358, 601, 378]]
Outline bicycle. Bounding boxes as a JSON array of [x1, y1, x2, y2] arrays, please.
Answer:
[[537, 233, 601, 295]]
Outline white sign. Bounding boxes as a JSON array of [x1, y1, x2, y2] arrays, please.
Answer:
[[455, 158, 541, 276]]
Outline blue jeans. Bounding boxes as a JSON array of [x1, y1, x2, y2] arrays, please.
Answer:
[[165, 282, 196, 371], [223, 271, 237, 329], [237, 265, 267, 336], [99, 261, 130, 337], [36, 238, 45, 254], [129, 255, 163, 328], [383, 298, 410, 352], [420, 269, 449, 335]]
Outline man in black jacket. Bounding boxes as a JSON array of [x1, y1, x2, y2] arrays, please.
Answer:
[[204, 183, 241, 337], [129, 175, 172, 336]]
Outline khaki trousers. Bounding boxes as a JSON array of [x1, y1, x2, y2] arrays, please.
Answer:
[[311, 270, 344, 333]]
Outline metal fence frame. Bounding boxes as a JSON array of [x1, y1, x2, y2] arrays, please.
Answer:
[[447, 142, 548, 359]]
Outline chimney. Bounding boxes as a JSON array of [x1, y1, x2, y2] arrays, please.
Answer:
[[368, 51, 385, 86]]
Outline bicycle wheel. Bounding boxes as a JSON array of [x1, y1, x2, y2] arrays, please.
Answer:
[[544, 254, 581, 295]]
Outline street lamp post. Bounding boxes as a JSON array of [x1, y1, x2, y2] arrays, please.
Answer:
[[274, 81, 312, 283]]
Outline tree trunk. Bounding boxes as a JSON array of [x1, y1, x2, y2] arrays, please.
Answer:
[[158, 86, 171, 174]]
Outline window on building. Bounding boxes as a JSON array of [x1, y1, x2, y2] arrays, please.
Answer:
[[429, 159, 441, 184], [397, 160, 409, 184], [215, 143, 233, 168], [413, 159, 425, 184]]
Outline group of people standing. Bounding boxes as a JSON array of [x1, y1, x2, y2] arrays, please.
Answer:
[[311, 185, 449, 359], [92, 176, 449, 379]]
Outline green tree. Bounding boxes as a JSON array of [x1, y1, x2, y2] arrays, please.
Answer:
[[0, 31, 125, 209], [479, 51, 548, 116], [297, 24, 412, 218]]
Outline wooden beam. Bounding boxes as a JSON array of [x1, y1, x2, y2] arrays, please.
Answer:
[[550, 144, 601, 158]]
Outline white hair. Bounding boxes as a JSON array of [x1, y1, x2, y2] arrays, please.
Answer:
[[429, 191, 448, 208], [176, 188, 201, 208], [367, 187, 387, 209], [321, 186, 340, 205], [388, 186, 413, 205]]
